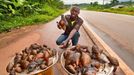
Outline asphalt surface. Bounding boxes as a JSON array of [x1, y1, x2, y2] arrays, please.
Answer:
[[80, 10, 134, 71]]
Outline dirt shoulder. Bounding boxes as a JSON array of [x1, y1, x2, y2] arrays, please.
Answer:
[[0, 25, 41, 49]]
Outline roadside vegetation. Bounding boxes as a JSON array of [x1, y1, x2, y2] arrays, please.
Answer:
[[79, 0, 134, 16], [0, 0, 66, 33]]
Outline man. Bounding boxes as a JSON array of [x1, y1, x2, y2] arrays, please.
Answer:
[[56, 6, 83, 48]]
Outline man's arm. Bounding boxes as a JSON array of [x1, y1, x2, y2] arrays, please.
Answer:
[[63, 19, 83, 46], [67, 18, 83, 41], [66, 28, 77, 42], [62, 28, 77, 47]]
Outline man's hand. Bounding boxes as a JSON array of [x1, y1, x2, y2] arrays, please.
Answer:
[[57, 22, 61, 29], [62, 40, 69, 47], [59, 40, 69, 49]]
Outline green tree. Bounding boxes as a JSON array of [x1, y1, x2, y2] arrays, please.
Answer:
[[110, 0, 119, 5], [93, 1, 99, 6], [129, 0, 132, 6]]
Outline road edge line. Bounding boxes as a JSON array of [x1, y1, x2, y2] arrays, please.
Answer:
[[82, 20, 134, 75]]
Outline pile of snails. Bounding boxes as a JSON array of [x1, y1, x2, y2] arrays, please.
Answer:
[[62, 44, 119, 75], [6, 43, 57, 75]]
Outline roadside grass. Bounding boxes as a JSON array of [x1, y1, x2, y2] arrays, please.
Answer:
[[0, 9, 66, 33], [83, 5, 134, 16], [101, 7, 134, 15]]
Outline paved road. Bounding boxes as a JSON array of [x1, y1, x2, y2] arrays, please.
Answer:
[[80, 10, 134, 71]]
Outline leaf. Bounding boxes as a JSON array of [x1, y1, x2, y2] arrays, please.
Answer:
[[12, 0, 25, 7], [9, 5, 15, 14], [3, 0, 13, 4], [0, 3, 8, 8]]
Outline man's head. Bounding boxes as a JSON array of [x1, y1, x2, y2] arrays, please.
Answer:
[[70, 6, 80, 20]]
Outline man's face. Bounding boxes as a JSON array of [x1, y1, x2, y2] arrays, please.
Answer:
[[70, 8, 80, 20]]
